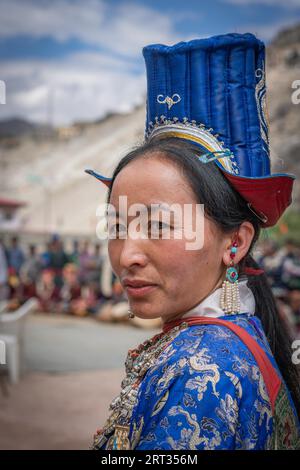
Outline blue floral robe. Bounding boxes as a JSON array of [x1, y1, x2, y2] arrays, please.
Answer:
[[125, 314, 299, 450]]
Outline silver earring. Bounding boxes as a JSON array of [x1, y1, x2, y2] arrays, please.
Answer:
[[127, 309, 135, 319], [220, 240, 240, 314], [220, 270, 240, 314]]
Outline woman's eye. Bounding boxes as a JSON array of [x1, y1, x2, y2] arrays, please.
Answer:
[[108, 223, 127, 237], [148, 220, 170, 234]]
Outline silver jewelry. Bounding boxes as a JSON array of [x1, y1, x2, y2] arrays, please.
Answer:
[[128, 309, 135, 319], [220, 240, 241, 314]]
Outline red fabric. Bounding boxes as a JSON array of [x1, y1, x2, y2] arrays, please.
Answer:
[[163, 316, 282, 412], [244, 267, 265, 276], [223, 172, 294, 228]]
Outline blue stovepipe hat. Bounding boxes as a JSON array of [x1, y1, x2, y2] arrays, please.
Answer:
[[86, 33, 295, 227]]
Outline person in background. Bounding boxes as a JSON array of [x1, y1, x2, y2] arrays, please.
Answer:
[[273, 289, 298, 340], [7, 236, 25, 275], [17, 245, 40, 304], [72, 280, 105, 316], [20, 244, 41, 284], [6, 267, 21, 310], [78, 240, 93, 284], [69, 239, 80, 266], [288, 290, 300, 336], [88, 243, 103, 284], [17, 270, 37, 304], [58, 263, 82, 315], [36, 268, 60, 313], [281, 240, 300, 291], [255, 239, 285, 291], [40, 242, 52, 269], [0, 238, 8, 301], [95, 278, 128, 323], [48, 235, 69, 288]]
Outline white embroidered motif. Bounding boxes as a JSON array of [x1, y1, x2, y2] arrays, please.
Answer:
[[157, 94, 181, 109], [255, 63, 270, 155]]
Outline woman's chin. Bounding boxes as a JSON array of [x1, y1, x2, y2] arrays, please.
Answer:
[[128, 296, 163, 320], [130, 315, 162, 329], [128, 301, 162, 320], [131, 310, 161, 320]]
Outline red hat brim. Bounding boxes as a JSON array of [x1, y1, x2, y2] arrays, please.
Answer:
[[221, 171, 295, 227]]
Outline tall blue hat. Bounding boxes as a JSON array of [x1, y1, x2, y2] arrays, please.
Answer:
[[86, 33, 295, 227]]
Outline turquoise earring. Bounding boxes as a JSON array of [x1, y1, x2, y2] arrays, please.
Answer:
[[220, 240, 241, 314]]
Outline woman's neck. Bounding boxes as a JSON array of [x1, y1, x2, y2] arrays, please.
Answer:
[[162, 277, 224, 325], [161, 277, 254, 325]]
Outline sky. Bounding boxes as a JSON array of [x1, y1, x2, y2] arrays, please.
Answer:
[[0, 0, 300, 126]]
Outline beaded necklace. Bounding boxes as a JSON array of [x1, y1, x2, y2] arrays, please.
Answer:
[[92, 322, 186, 450]]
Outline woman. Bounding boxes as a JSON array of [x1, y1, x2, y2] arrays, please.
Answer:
[[87, 33, 300, 449]]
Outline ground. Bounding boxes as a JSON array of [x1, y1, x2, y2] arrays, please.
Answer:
[[0, 313, 158, 449]]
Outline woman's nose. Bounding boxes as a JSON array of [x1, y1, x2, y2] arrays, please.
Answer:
[[119, 236, 148, 270]]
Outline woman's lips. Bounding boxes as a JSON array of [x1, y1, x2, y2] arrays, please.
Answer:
[[125, 284, 157, 298]]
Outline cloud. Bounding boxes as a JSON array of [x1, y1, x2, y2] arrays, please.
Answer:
[[0, 0, 190, 124], [0, 0, 181, 57], [223, 0, 300, 7], [236, 17, 300, 41], [1, 51, 146, 125]]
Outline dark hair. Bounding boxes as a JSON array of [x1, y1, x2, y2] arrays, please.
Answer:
[[106, 136, 300, 417]]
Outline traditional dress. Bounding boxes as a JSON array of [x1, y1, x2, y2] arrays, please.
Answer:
[[92, 278, 300, 450]]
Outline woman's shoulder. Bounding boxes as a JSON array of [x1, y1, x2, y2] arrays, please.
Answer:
[[132, 316, 275, 449], [141, 315, 273, 405], [152, 315, 271, 378]]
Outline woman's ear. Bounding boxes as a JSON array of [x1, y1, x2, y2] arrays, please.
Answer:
[[222, 222, 255, 266]]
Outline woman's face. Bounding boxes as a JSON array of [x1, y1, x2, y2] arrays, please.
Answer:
[[108, 154, 228, 323]]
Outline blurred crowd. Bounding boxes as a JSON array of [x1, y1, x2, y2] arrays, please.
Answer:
[[255, 238, 300, 339], [0, 235, 300, 336], [0, 235, 131, 323]]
